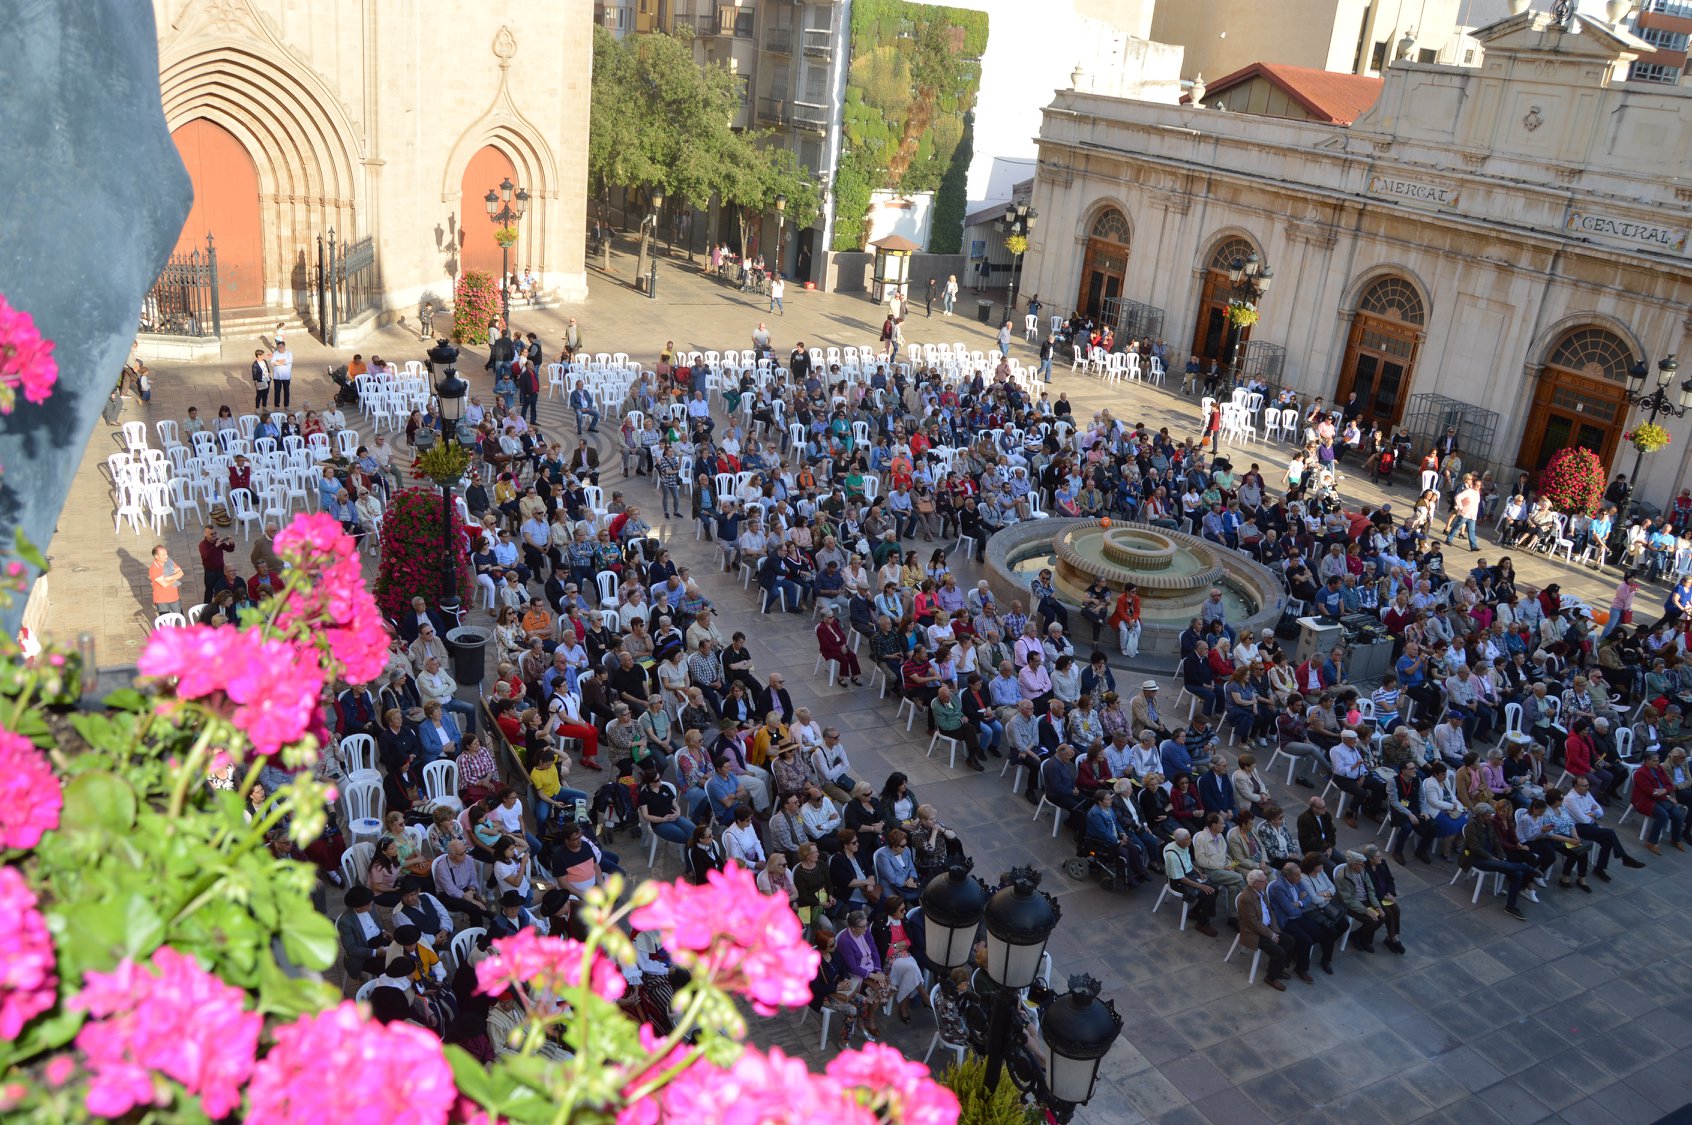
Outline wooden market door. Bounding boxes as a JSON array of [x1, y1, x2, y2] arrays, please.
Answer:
[[1517, 327, 1631, 472], [170, 119, 264, 309], [1334, 276, 1425, 428], [1190, 237, 1257, 368], [1075, 209, 1130, 320]]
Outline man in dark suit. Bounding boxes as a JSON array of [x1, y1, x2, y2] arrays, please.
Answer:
[[336, 886, 389, 978], [335, 684, 381, 738], [1297, 795, 1338, 861], [1037, 700, 1068, 754], [1181, 640, 1222, 716], [1197, 757, 1237, 821], [397, 595, 452, 643], [756, 674, 795, 725], [1238, 870, 1297, 990]]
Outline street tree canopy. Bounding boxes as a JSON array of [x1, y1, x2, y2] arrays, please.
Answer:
[[590, 27, 820, 224]]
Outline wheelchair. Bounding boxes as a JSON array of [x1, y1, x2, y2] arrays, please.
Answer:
[[1062, 835, 1133, 891]]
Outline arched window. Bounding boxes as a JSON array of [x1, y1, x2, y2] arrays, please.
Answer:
[[1090, 208, 1130, 245], [1207, 237, 1257, 272], [1357, 276, 1426, 327], [1546, 327, 1632, 383]]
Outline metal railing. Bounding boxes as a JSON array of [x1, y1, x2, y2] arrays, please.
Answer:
[[757, 97, 790, 125], [763, 26, 792, 52], [802, 27, 833, 57], [791, 101, 829, 130], [139, 236, 221, 338]]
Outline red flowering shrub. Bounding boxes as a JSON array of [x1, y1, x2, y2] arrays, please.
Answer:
[[373, 486, 472, 620], [452, 270, 500, 346], [1538, 446, 1606, 516]]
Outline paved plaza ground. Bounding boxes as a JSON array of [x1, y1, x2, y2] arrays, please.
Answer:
[[49, 244, 1692, 1124]]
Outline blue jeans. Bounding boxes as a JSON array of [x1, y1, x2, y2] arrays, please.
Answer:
[[575, 407, 601, 434], [650, 816, 696, 845], [977, 718, 1004, 751], [1646, 803, 1687, 845], [1446, 517, 1477, 550], [1039, 357, 1052, 381], [771, 295, 783, 314], [442, 698, 479, 733]]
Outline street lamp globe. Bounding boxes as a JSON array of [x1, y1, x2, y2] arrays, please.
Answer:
[[651, 187, 666, 211], [775, 193, 788, 212], [515, 186, 530, 219], [1628, 359, 1650, 394], [1228, 257, 1246, 284], [484, 189, 500, 218], [1255, 267, 1274, 294], [1042, 975, 1124, 1111], [499, 177, 513, 203], [1658, 354, 1679, 386], [981, 866, 1060, 990], [919, 863, 989, 971], [436, 368, 468, 426]]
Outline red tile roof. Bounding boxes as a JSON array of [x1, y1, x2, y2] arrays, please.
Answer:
[[1202, 62, 1384, 125]]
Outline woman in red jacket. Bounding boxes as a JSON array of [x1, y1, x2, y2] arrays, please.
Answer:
[[1561, 720, 1614, 800], [1630, 750, 1687, 854]]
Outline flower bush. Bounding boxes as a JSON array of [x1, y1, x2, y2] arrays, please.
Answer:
[[0, 293, 58, 413], [453, 270, 501, 345], [373, 485, 474, 621], [1539, 445, 1607, 516], [0, 495, 959, 1123]]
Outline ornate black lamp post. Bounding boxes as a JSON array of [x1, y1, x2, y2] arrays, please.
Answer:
[[418, 368, 469, 607], [1616, 354, 1689, 522], [773, 192, 787, 279], [920, 865, 1120, 1121], [645, 187, 666, 300], [1224, 252, 1273, 382], [997, 203, 1038, 315], [483, 177, 529, 326]]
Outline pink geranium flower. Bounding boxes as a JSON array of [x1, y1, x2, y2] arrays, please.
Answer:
[[474, 931, 627, 1002], [274, 513, 390, 685], [0, 728, 60, 850], [0, 868, 57, 1040], [0, 294, 58, 410], [72, 947, 261, 1120], [634, 1046, 875, 1125], [630, 867, 818, 1015], [247, 1002, 456, 1125], [138, 626, 325, 755], [828, 1044, 961, 1125]]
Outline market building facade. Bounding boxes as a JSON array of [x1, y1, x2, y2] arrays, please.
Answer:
[[1021, 9, 1692, 506]]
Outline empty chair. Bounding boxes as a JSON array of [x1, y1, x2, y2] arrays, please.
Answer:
[[339, 734, 381, 786], [307, 433, 333, 462], [169, 477, 203, 528], [121, 420, 149, 453], [335, 428, 361, 459], [423, 759, 463, 813], [228, 488, 261, 539], [155, 419, 181, 450]]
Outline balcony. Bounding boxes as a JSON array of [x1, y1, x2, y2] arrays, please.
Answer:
[[692, 14, 719, 35], [763, 26, 793, 53], [757, 97, 790, 125], [791, 101, 829, 131], [802, 27, 833, 57]]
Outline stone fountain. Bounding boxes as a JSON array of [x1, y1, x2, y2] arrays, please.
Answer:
[[985, 518, 1285, 657]]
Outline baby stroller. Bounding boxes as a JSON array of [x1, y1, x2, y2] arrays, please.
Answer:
[[328, 364, 360, 407]]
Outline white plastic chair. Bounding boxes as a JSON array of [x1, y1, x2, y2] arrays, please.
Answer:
[[339, 734, 380, 786], [423, 759, 463, 814], [451, 928, 486, 971], [1151, 882, 1191, 931], [922, 982, 969, 1066]]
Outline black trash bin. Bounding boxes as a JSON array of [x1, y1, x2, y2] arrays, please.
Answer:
[[445, 625, 492, 687], [976, 299, 994, 324]]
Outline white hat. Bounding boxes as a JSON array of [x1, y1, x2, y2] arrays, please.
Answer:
[[1141, 679, 1159, 690]]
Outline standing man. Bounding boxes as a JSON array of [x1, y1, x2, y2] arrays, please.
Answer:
[[1445, 474, 1481, 551], [1039, 334, 1055, 383], [197, 525, 234, 603], [769, 273, 785, 317], [517, 359, 540, 426], [148, 544, 185, 619], [269, 336, 293, 410], [924, 277, 936, 317], [997, 320, 1012, 359]]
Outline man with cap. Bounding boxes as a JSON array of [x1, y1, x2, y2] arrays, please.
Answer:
[[394, 875, 455, 951], [1460, 802, 1535, 921], [1326, 730, 1374, 827], [336, 886, 391, 978], [1333, 852, 1385, 951], [1130, 680, 1172, 742], [489, 890, 541, 938], [1432, 709, 1470, 768]]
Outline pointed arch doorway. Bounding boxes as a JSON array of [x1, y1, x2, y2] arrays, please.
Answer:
[[459, 145, 520, 280], [170, 119, 264, 309]]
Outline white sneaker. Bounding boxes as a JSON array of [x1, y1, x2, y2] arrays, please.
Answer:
[[1523, 889, 1540, 904]]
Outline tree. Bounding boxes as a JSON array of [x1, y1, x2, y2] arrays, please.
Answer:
[[719, 144, 823, 268]]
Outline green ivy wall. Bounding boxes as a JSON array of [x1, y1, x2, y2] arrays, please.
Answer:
[[833, 0, 988, 254]]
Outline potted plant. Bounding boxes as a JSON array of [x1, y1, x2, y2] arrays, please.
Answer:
[[1625, 421, 1671, 454], [1538, 446, 1607, 516], [1226, 300, 1259, 329], [494, 225, 519, 248]]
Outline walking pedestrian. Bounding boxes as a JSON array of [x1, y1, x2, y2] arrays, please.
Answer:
[[1039, 334, 1054, 382], [770, 274, 785, 316], [943, 274, 958, 316], [925, 277, 936, 317], [997, 320, 1012, 359]]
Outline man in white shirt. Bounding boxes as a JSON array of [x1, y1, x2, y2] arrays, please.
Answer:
[[1564, 777, 1646, 879], [418, 656, 478, 732], [810, 729, 856, 803], [270, 337, 293, 408], [1432, 711, 1469, 767], [798, 785, 842, 844]]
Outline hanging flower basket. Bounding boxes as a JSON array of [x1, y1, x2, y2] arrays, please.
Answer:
[[1625, 421, 1672, 454], [1226, 301, 1259, 329], [1003, 233, 1028, 256], [493, 225, 519, 248]]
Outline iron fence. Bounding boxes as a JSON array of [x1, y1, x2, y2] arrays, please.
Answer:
[[138, 235, 221, 337], [315, 231, 382, 346]]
